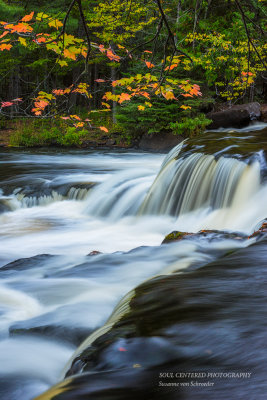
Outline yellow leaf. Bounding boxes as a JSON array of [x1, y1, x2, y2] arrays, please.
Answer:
[[57, 60, 68, 67], [163, 91, 175, 100], [180, 105, 191, 110], [138, 105, 145, 111], [48, 19, 63, 30], [18, 37, 27, 47]]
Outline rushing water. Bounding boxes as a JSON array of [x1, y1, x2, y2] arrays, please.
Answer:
[[0, 125, 267, 400]]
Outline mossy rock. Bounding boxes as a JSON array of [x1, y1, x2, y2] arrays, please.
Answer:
[[162, 231, 194, 244]]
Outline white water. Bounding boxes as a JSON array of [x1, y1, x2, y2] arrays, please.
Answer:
[[0, 133, 267, 399]]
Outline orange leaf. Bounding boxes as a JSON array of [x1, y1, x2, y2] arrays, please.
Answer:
[[63, 48, 76, 60], [106, 49, 120, 62], [70, 115, 81, 120], [52, 89, 65, 96], [0, 44, 12, 51], [12, 22, 33, 33], [0, 31, 8, 39], [118, 93, 132, 104], [95, 79, 106, 83], [21, 12, 34, 22], [144, 50, 152, 53], [140, 92, 150, 99], [100, 126, 109, 132], [99, 44, 106, 53], [145, 61, 155, 68]]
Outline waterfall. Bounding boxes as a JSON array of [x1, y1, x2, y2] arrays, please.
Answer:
[[139, 145, 261, 217]]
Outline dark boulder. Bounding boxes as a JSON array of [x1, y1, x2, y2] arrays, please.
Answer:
[[139, 131, 184, 152], [34, 237, 267, 400], [207, 102, 261, 129], [260, 104, 267, 123]]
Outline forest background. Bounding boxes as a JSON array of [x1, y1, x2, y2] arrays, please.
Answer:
[[0, 0, 266, 147]]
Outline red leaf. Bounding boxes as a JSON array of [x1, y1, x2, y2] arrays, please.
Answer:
[[119, 347, 127, 352], [95, 79, 106, 83], [1, 101, 13, 108]]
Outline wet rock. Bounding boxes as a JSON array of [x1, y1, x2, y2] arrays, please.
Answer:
[[207, 102, 261, 129], [88, 250, 102, 256], [162, 231, 194, 243], [106, 139, 116, 146], [0, 199, 10, 214], [10, 316, 91, 346], [139, 131, 184, 152], [249, 219, 267, 239], [162, 229, 245, 244], [37, 238, 267, 400], [0, 254, 55, 273], [260, 104, 267, 123]]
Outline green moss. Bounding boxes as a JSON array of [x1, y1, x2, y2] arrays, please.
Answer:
[[162, 231, 193, 244]]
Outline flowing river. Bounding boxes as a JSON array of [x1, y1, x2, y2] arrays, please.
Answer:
[[0, 123, 267, 400]]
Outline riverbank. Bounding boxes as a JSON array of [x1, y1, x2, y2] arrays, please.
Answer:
[[0, 102, 266, 152]]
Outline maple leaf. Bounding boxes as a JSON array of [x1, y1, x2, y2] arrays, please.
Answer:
[[52, 89, 65, 96], [12, 23, 33, 33], [36, 36, 47, 43], [95, 79, 106, 83], [1, 101, 13, 108], [57, 60, 68, 67], [106, 49, 120, 62], [181, 93, 193, 97], [18, 37, 27, 47], [118, 93, 132, 104], [98, 44, 106, 53], [70, 115, 81, 120], [0, 44, 12, 51], [11, 98, 22, 102], [163, 91, 175, 100], [21, 12, 34, 22], [74, 122, 84, 128], [34, 100, 49, 108], [144, 50, 152, 53], [100, 126, 109, 132], [60, 116, 70, 120], [140, 92, 150, 99], [138, 105, 145, 111], [145, 61, 155, 68], [48, 19, 63, 30], [180, 105, 191, 110], [118, 347, 127, 352], [0, 31, 8, 39], [101, 102, 111, 109], [63, 49, 76, 60]]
